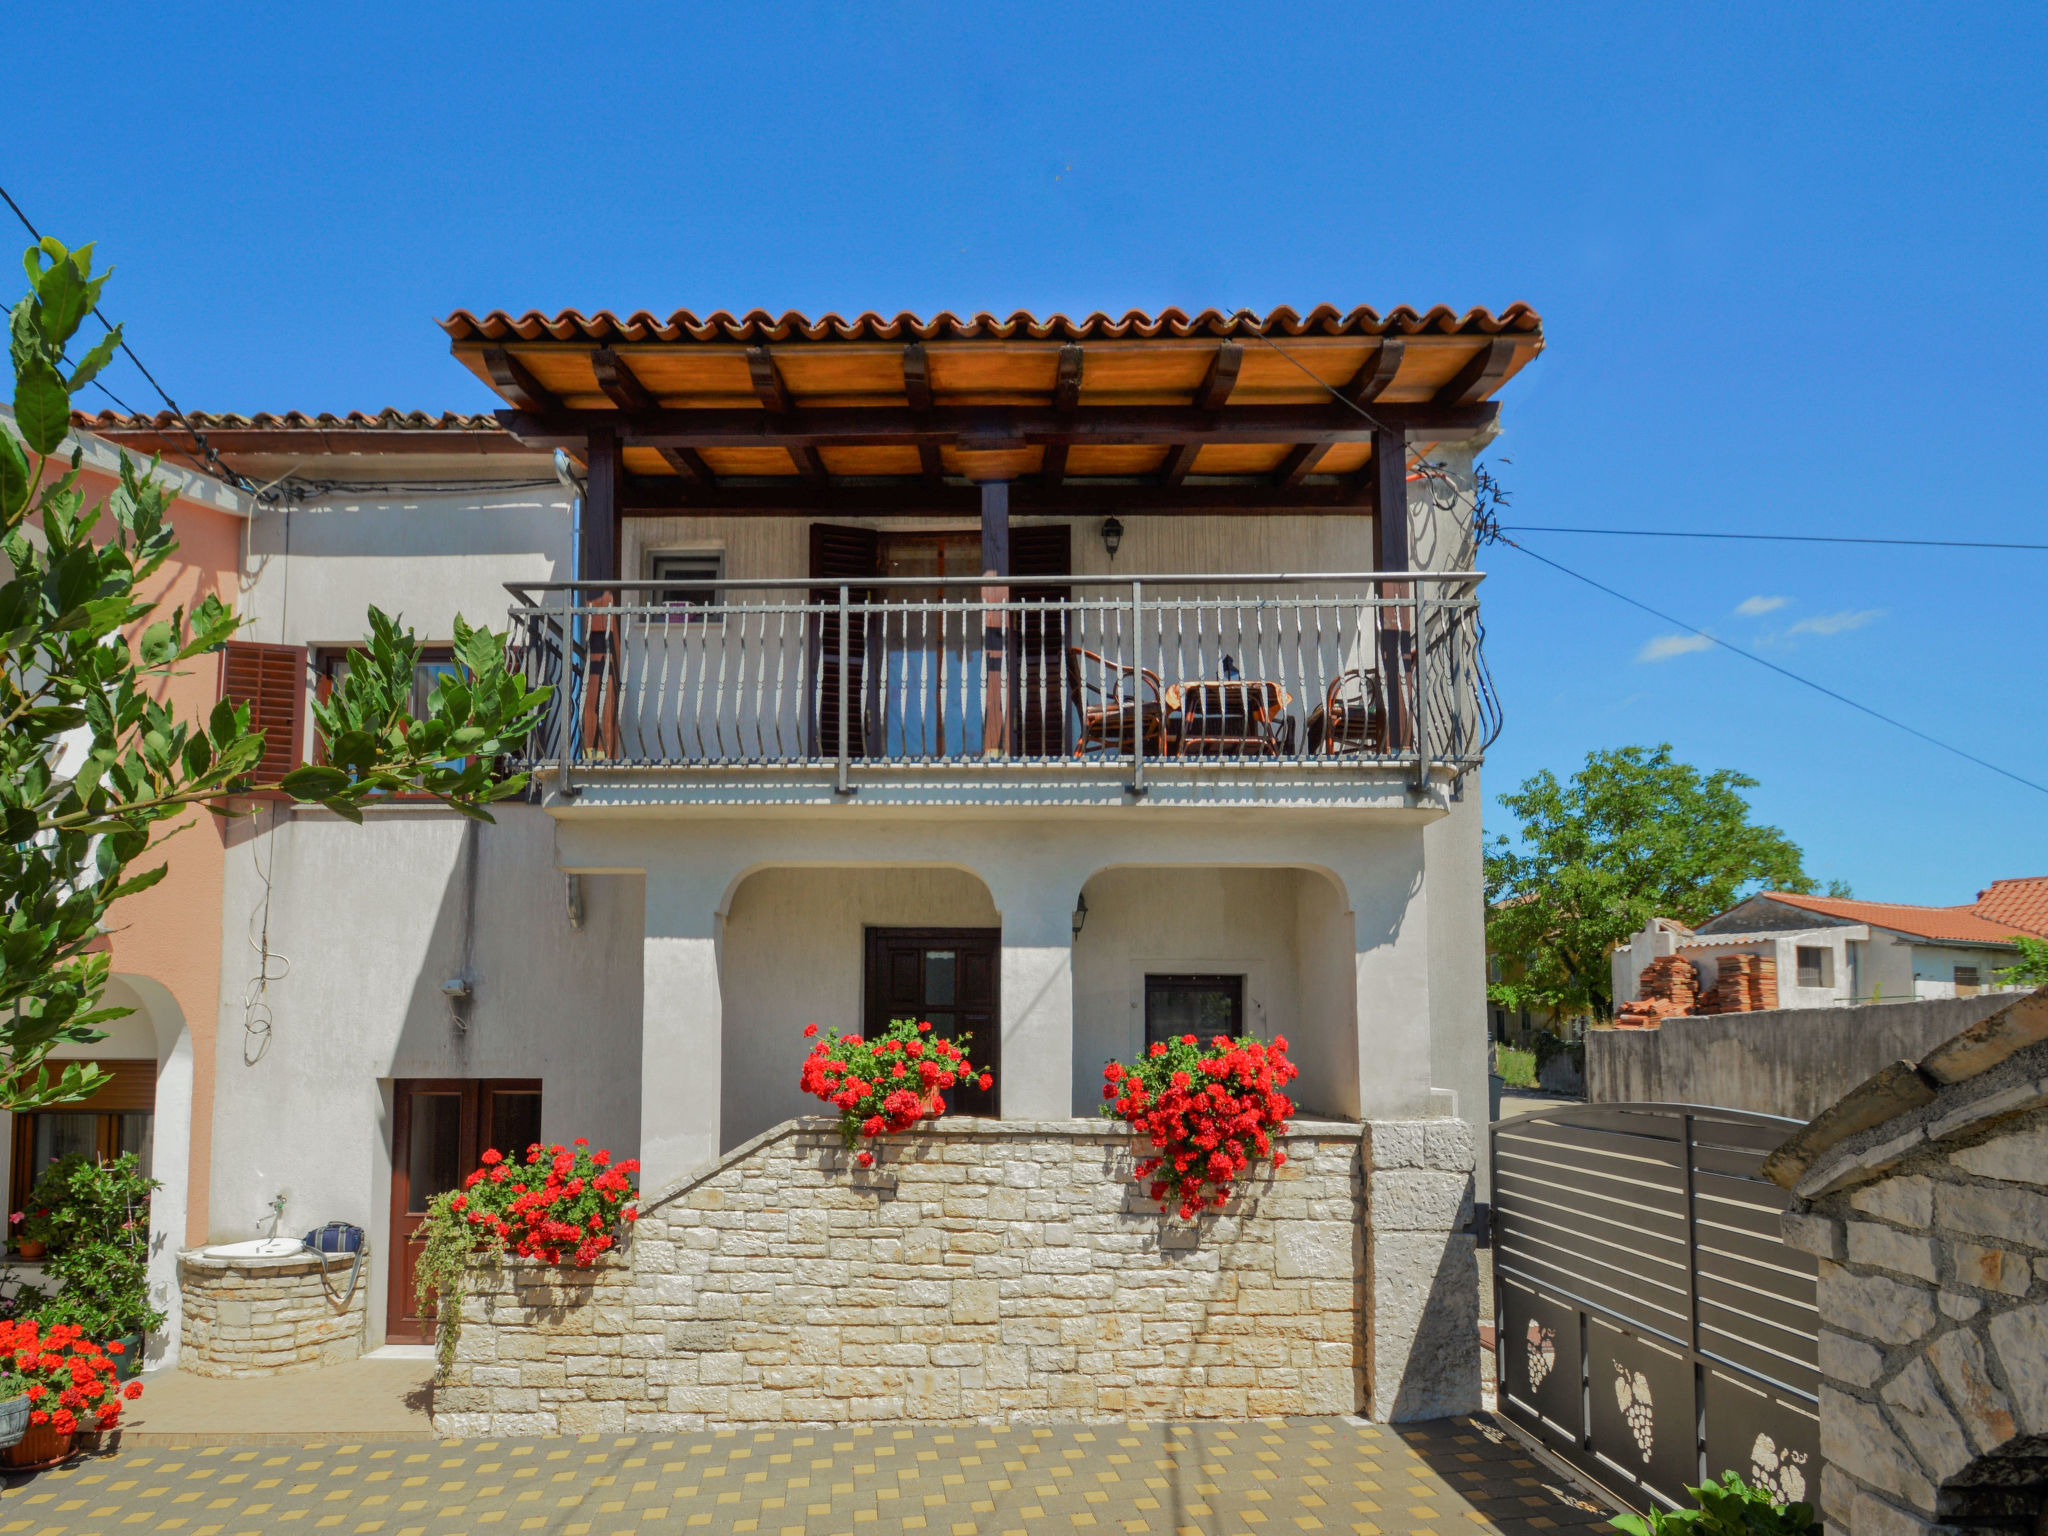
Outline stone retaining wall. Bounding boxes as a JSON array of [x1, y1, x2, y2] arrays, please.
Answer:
[[431, 1115, 1477, 1435], [176, 1250, 368, 1377], [1770, 991, 2048, 1536]]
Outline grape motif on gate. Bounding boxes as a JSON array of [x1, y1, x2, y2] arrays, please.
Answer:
[[1750, 1433, 1809, 1504], [1526, 1319, 1556, 1392], [1614, 1363, 1655, 1461]]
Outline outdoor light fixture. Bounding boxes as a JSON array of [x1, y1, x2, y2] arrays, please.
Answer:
[[1071, 892, 1089, 940], [1100, 516, 1124, 561]]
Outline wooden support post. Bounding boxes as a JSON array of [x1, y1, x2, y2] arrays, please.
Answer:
[[980, 480, 1011, 757], [1373, 424, 1415, 757], [582, 424, 623, 583]]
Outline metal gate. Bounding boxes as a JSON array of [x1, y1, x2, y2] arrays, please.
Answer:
[[1491, 1103, 1819, 1512]]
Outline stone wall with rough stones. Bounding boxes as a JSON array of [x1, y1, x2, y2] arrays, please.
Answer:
[[1770, 991, 2048, 1536], [431, 1115, 1477, 1436], [176, 1250, 367, 1377]]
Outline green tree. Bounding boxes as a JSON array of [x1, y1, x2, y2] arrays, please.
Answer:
[[2, 237, 550, 1112], [1485, 744, 1814, 1020], [1996, 936, 2048, 990]]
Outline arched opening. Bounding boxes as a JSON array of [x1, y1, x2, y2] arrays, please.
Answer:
[[1071, 864, 1359, 1119], [718, 864, 1001, 1150]]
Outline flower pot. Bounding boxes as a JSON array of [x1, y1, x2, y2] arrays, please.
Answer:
[[114, 1333, 145, 1380], [0, 1395, 28, 1451], [2, 1421, 73, 1470], [14, 1240, 44, 1260]]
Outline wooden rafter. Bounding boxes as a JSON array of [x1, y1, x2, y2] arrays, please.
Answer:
[[480, 347, 558, 413], [1343, 338, 1405, 405], [657, 447, 717, 488], [1041, 344, 1083, 486], [1434, 337, 1516, 406], [590, 348, 657, 412], [1163, 342, 1242, 486], [746, 345, 827, 482], [901, 343, 943, 483], [1274, 442, 1334, 486]]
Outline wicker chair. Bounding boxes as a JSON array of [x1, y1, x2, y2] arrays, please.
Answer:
[[1304, 669, 1385, 755], [1065, 647, 1167, 756]]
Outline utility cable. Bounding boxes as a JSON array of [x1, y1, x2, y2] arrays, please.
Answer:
[[1495, 533, 2048, 799], [0, 182, 254, 492], [1498, 525, 2048, 553]]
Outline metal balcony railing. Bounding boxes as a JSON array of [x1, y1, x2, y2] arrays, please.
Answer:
[[503, 573, 1499, 791]]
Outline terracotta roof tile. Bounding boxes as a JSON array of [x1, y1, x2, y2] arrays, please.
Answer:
[[73, 409, 501, 432], [1758, 890, 2030, 945], [1973, 877, 2048, 938], [437, 302, 1543, 345]]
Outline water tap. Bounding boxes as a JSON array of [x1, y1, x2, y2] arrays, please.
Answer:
[[266, 1192, 287, 1236]]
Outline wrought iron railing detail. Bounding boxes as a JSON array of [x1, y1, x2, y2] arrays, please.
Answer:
[[504, 572, 1493, 785]]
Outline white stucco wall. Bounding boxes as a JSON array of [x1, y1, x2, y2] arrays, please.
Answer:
[[209, 804, 643, 1341]]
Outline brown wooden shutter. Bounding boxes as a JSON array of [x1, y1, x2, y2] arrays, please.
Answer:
[[808, 524, 880, 759], [219, 641, 307, 782], [1010, 524, 1072, 757]]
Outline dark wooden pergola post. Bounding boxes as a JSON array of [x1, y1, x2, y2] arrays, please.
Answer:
[[981, 480, 1011, 757], [581, 423, 623, 583], [1374, 424, 1415, 756]]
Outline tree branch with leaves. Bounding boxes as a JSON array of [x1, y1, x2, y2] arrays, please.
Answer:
[[2, 237, 550, 1112]]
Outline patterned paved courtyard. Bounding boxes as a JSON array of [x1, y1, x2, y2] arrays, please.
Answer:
[[0, 1416, 1618, 1536]]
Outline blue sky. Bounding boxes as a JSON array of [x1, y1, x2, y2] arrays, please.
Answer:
[[7, 3, 2044, 902]]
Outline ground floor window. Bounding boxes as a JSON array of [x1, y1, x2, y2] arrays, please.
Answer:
[[9, 1060, 155, 1214], [1144, 974, 1245, 1048]]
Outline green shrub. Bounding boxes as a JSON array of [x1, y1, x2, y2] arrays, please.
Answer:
[[1613, 1471, 1819, 1536], [8, 1153, 165, 1342], [1494, 1046, 1537, 1088]]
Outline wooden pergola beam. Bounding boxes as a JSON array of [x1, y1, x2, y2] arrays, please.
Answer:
[[657, 447, 717, 488], [1162, 343, 1244, 486], [1434, 337, 1516, 406], [617, 476, 1377, 516], [481, 347, 559, 413], [1343, 338, 1405, 405], [1274, 442, 1334, 486], [590, 347, 657, 412], [497, 399, 1498, 452]]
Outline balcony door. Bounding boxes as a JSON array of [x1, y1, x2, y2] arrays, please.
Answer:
[[863, 928, 1000, 1117], [387, 1079, 541, 1343]]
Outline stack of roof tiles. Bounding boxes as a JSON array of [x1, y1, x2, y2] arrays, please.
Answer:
[[1698, 954, 1778, 1015], [1614, 956, 1702, 1027]]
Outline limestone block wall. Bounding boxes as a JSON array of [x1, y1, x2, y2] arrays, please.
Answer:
[[431, 1116, 1477, 1436], [1770, 992, 2048, 1536], [176, 1250, 368, 1377]]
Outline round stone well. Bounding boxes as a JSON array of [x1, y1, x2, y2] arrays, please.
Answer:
[[176, 1246, 368, 1377]]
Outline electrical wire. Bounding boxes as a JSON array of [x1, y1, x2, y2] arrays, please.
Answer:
[[1239, 317, 2048, 800], [1496, 534, 2048, 799], [0, 182, 254, 492], [1498, 525, 2048, 552]]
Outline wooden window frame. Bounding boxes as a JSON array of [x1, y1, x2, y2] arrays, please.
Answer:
[[9, 1060, 157, 1215], [1143, 973, 1247, 1050]]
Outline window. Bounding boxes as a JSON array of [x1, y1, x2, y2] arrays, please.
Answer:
[[1144, 975, 1245, 1049], [10, 1061, 155, 1216], [648, 550, 724, 609], [219, 642, 306, 780], [1796, 946, 1833, 989], [314, 646, 458, 720], [1955, 964, 1981, 996]]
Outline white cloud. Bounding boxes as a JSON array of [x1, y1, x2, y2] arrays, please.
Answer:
[[1736, 595, 1788, 616], [1786, 608, 1885, 637], [1637, 632, 1715, 663]]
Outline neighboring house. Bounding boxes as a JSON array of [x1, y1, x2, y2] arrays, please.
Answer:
[[62, 303, 1541, 1359], [1612, 883, 2044, 1015], [0, 406, 254, 1366]]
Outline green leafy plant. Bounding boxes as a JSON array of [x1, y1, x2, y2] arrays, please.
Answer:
[[1, 236, 551, 1114], [4, 1153, 163, 1341], [13, 1153, 84, 1250], [1612, 1471, 1819, 1536], [1493, 1045, 1537, 1089], [1487, 745, 1816, 1020], [1995, 936, 2048, 990]]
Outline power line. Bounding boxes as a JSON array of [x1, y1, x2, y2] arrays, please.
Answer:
[[1496, 534, 2048, 799], [0, 183, 251, 491], [1500, 525, 2048, 552]]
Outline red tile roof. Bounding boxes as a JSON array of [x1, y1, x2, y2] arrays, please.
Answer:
[[1973, 877, 2048, 938], [1757, 891, 2032, 945], [438, 302, 1543, 345], [73, 409, 501, 432]]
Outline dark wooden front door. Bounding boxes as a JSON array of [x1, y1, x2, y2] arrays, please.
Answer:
[[387, 1079, 542, 1343], [863, 928, 1000, 1118]]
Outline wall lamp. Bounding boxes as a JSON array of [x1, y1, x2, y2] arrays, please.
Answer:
[[1071, 891, 1089, 940], [1100, 516, 1124, 562]]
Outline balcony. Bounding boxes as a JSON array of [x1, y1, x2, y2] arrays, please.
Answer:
[[505, 573, 1498, 807]]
